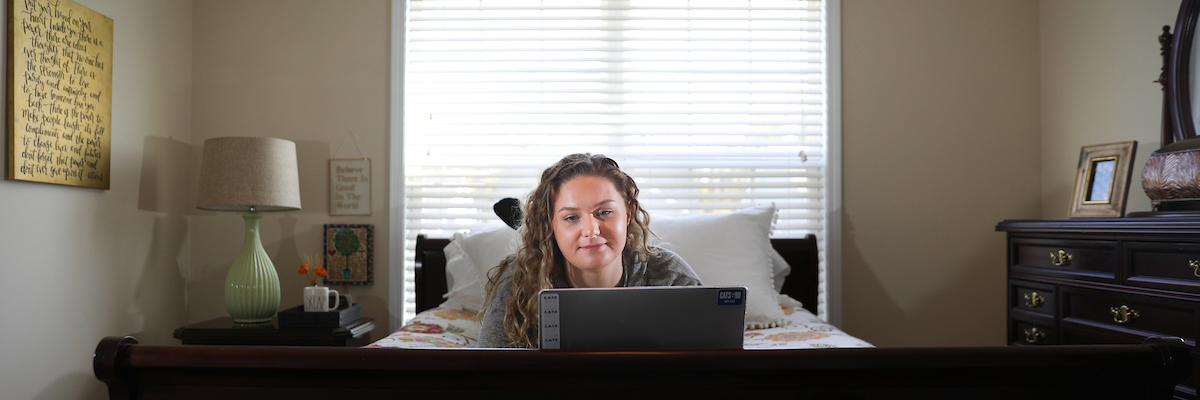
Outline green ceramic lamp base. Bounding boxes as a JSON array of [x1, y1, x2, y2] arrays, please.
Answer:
[[224, 212, 281, 323]]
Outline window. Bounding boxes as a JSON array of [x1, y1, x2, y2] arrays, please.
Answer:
[[391, 0, 840, 327]]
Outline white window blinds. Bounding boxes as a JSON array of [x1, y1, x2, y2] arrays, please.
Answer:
[[402, 0, 831, 324]]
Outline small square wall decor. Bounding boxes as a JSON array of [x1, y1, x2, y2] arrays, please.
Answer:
[[323, 224, 373, 285]]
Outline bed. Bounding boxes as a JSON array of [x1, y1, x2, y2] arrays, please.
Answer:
[[93, 205, 1194, 399], [374, 205, 872, 350]]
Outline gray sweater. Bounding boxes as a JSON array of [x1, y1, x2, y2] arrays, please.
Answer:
[[476, 246, 700, 348]]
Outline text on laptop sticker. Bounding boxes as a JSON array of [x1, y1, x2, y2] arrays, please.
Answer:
[[540, 292, 560, 349], [717, 288, 745, 306]]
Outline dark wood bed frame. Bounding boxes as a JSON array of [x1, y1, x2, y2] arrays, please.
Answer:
[[94, 235, 1194, 399]]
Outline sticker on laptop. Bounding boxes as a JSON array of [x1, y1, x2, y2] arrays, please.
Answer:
[[540, 292, 561, 349], [717, 288, 745, 306]]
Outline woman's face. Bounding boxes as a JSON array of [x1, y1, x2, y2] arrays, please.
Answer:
[[551, 174, 629, 281]]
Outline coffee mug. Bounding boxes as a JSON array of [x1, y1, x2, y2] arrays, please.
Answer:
[[303, 286, 341, 312]]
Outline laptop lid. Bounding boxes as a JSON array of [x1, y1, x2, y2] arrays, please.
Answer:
[[538, 286, 746, 350]]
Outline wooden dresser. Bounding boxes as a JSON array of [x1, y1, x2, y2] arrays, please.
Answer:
[[997, 218, 1200, 399]]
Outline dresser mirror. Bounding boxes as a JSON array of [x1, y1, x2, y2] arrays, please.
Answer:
[[1170, 0, 1200, 144], [1143, 0, 1200, 212]]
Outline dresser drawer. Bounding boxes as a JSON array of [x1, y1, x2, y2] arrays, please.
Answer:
[[1061, 286, 1197, 343], [1126, 241, 1200, 294], [1010, 238, 1117, 281], [1000, 219, 1200, 400], [1010, 319, 1056, 345], [1009, 279, 1055, 318]]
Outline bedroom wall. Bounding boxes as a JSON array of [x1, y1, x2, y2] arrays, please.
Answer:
[[839, 0, 1179, 348], [186, 0, 1176, 353], [1039, 0, 1178, 217], [0, 4, 1173, 397], [0, 1, 194, 399], [839, 0, 1041, 347], [189, 0, 391, 326]]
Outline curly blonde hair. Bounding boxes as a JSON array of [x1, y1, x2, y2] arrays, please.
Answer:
[[480, 153, 654, 348]]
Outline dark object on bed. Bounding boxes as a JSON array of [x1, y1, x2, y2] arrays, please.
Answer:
[[493, 197, 523, 229], [414, 234, 821, 315], [94, 335, 1190, 399]]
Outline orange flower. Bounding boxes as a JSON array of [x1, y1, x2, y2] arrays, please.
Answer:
[[300, 254, 324, 286]]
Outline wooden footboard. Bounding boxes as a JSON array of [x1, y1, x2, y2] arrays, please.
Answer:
[[95, 335, 1191, 399]]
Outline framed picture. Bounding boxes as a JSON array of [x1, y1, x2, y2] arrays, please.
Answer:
[[328, 158, 371, 216], [323, 224, 373, 285], [1068, 141, 1137, 218]]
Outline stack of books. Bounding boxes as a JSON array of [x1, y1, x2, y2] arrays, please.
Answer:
[[278, 301, 370, 332]]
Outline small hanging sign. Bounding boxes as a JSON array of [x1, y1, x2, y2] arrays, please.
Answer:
[[329, 131, 371, 216], [329, 158, 370, 215], [323, 224, 373, 285]]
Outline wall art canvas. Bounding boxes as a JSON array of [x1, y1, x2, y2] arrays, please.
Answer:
[[6, 0, 113, 189], [323, 224, 373, 285]]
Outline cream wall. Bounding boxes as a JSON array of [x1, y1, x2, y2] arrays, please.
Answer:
[[840, 0, 1041, 347], [0, 2, 1184, 398], [839, 0, 1179, 347], [189, 0, 391, 326], [181, 0, 1181, 354], [1039, 0, 1178, 217], [0, 1, 194, 399]]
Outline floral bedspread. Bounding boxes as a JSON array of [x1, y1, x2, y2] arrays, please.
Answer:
[[742, 305, 873, 349], [366, 303, 872, 350]]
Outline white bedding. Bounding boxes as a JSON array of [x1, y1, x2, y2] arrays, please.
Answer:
[[367, 296, 872, 350]]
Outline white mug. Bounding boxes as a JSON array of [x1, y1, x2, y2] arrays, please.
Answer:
[[303, 286, 341, 312]]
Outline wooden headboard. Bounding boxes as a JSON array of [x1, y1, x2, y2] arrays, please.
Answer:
[[414, 234, 821, 315]]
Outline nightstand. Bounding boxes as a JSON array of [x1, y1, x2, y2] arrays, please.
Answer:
[[174, 316, 375, 347]]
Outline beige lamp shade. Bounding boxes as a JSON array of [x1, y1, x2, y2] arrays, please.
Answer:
[[196, 137, 301, 212]]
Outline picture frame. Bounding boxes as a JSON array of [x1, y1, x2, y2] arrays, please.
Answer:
[[328, 158, 371, 216], [1068, 141, 1137, 218], [323, 224, 373, 285]]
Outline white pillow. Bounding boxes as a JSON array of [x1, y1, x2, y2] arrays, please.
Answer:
[[438, 205, 792, 328], [440, 225, 519, 312], [769, 247, 790, 293], [649, 204, 787, 329]]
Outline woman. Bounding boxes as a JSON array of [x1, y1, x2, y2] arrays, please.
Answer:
[[477, 153, 702, 348]]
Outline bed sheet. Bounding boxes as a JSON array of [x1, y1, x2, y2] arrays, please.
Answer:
[[367, 301, 872, 349]]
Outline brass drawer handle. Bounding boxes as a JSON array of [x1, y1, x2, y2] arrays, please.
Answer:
[[1190, 260, 1200, 277], [1023, 292, 1045, 308], [1050, 250, 1073, 266], [1024, 327, 1045, 344], [1110, 305, 1140, 324]]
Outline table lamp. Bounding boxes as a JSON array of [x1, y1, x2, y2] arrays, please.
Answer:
[[196, 137, 301, 323]]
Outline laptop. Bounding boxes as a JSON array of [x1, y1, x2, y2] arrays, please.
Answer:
[[538, 286, 747, 350]]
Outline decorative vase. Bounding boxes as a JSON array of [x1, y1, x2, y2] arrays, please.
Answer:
[[224, 212, 281, 323], [1143, 137, 1200, 212]]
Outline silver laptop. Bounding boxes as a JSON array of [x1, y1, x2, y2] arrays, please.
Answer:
[[538, 286, 747, 350]]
